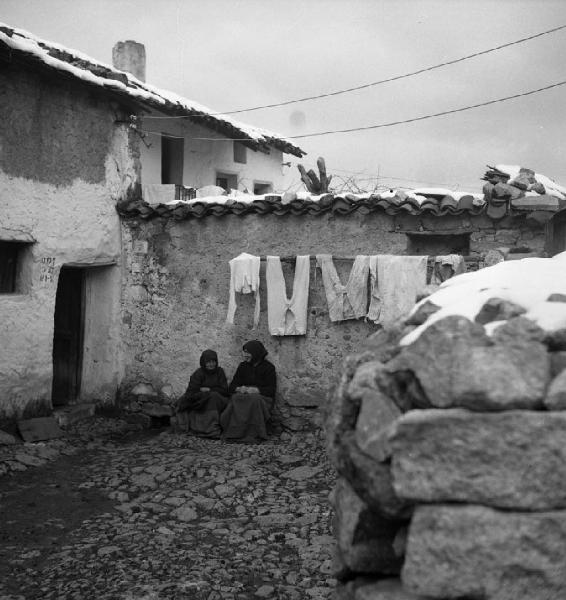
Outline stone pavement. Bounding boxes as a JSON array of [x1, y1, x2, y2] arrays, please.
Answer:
[[0, 418, 337, 599]]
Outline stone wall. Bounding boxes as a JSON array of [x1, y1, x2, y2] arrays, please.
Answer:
[[119, 209, 546, 430], [328, 311, 566, 599]]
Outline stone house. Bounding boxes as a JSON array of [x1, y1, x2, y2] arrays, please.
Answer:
[[0, 22, 303, 425]]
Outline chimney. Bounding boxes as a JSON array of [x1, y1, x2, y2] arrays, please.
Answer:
[[112, 40, 146, 82]]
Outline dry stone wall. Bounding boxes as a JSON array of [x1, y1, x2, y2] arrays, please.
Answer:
[[328, 311, 566, 599]]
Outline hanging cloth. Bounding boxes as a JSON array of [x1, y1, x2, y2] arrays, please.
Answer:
[[367, 255, 428, 327], [316, 254, 370, 322], [226, 252, 261, 328], [266, 255, 310, 336], [430, 254, 466, 285]]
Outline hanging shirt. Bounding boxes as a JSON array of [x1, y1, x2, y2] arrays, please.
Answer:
[[266, 255, 310, 336], [430, 254, 466, 285], [226, 252, 261, 328], [367, 255, 428, 327], [316, 254, 370, 322]]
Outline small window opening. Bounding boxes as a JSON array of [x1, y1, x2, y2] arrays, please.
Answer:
[[253, 181, 273, 195], [406, 233, 470, 255], [161, 135, 184, 184], [216, 172, 238, 192], [0, 241, 32, 293], [233, 141, 247, 164]]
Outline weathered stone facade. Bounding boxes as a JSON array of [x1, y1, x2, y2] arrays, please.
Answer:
[[119, 208, 547, 429]]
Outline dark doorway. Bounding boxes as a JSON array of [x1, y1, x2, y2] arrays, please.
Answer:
[[52, 267, 85, 406]]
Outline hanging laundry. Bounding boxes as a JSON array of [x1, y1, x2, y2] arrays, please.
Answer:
[[430, 254, 467, 285], [266, 255, 310, 336], [226, 252, 261, 328], [316, 255, 370, 322], [367, 255, 428, 327]]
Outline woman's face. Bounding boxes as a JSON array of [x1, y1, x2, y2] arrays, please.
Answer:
[[204, 359, 217, 371], [243, 350, 252, 363]]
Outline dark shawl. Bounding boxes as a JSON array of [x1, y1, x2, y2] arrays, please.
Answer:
[[229, 341, 276, 398], [183, 350, 228, 410]]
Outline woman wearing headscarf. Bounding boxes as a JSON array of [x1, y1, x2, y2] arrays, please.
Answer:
[[220, 340, 277, 442], [177, 349, 228, 438]]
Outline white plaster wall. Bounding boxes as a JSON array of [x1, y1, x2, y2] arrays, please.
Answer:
[[0, 124, 133, 420], [139, 113, 295, 192]]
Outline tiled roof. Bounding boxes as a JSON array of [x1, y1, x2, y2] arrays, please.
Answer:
[[0, 22, 305, 158], [117, 192, 489, 220]]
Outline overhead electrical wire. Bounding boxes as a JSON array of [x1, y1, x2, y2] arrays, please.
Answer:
[[138, 78, 566, 141], [141, 23, 566, 118]]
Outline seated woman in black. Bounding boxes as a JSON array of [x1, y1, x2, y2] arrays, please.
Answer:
[[177, 349, 228, 438], [220, 340, 276, 443]]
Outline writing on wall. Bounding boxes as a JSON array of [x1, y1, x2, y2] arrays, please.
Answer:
[[39, 257, 55, 283]]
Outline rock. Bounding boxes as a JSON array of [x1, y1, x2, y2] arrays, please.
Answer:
[[545, 369, 566, 410], [332, 478, 403, 575], [390, 409, 566, 510], [281, 466, 322, 481], [474, 297, 526, 324], [0, 429, 17, 445], [130, 382, 157, 397], [355, 388, 402, 463], [355, 578, 425, 599], [15, 453, 45, 467], [483, 248, 505, 266], [173, 505, 198, 522], [335, 432, 410, 519], [404, 300, 440, 326], [550, 351, 566, 377], [402, 504, 566, 599], [392, 315, 549, 410]]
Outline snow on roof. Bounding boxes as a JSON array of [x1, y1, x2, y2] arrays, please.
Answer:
[[401, 252, 566, 345], [0, 22, 305, 158]]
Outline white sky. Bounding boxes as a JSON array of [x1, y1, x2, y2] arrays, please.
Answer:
[[2, 0, 566, 194]]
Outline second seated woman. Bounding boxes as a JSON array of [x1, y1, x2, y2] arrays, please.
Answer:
[[221, 340, 276, 443]]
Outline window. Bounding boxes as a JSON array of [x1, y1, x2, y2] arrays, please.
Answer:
[[216, 172, 238, 192], [406, 233, 470, 255], [233, 141, 247, 164], [0, 241, 31, 293], [161, 135, 184, 184], [253, 181, 273, 195]]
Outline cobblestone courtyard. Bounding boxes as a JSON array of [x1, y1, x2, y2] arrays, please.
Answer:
[[0, 420, 337, 600]]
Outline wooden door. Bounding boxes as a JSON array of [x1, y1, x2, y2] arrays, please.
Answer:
[[51, 267, 84, 406]]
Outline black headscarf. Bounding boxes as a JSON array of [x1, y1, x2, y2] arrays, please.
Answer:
[[243, 340, 267, 363], [200, 349, 219, 372]]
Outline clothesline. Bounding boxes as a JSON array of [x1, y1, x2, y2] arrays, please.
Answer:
[[258, 255, 481, 264]]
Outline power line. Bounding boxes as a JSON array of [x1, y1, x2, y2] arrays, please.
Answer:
[[138, 78, 566, 141], [141, 23, 566, 118]]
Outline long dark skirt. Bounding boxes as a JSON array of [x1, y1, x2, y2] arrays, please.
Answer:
[[220, 393, 274, 442], [178, 391, 227, 438]]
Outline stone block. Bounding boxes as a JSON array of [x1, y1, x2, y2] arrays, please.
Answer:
[[355, 388, 402, 463], [545, 369, 566, 410], [17, 417, 64, 442], [0, 430, 17, 445], [550, 351, 566, 377], [402, 504, 566, 599], [390, 409, 566, 510], [332, 478, 403, 575], [393, 315, 550, 410]]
